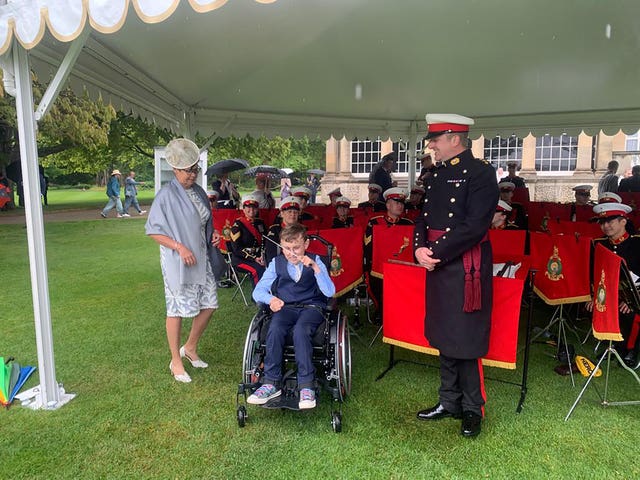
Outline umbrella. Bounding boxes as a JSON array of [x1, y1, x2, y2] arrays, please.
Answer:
[[205, 158, 249, 177], [281, 168, 294, 176], [307, 169, 325, 176], [244, 165, 288, 180], [0, 357, 36, 407]]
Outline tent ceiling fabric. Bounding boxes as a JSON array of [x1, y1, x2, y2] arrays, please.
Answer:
[[3, 0, 640, 140]]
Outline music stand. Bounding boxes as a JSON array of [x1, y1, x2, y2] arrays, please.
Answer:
[[565, 252, 640, 420]]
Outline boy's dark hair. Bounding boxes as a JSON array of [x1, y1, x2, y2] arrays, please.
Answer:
[[280, 223, 308, 243]]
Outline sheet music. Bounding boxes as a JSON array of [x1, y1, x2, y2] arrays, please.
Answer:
[[493, 262, 522, 279]]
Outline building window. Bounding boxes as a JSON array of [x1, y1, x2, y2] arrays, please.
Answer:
[[350, 139, 381, 174], [483, 135, 522, 169], [625, 131, 640, 151], [535, 134, 577, 172], [393, 141, 422, 174]]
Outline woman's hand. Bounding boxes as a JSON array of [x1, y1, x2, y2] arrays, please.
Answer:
[[212, 230, 221, 247], [176, 243, 196, 266]]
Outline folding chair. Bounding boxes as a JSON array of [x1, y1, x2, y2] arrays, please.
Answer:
[[565, 245, 640, 420], [225, 252, 251, 306]]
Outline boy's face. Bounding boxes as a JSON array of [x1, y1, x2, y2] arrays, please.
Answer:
[[281, 236, 309, 265]]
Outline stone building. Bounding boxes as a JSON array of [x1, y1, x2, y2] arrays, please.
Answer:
[[320, 131, 640, 204]]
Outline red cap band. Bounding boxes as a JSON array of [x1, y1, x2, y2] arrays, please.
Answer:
[[428, 122, 470, 134]]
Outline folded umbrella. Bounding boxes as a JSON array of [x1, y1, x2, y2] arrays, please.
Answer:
[[205, 158, 249, 177], [9, 364, 36, 403], [0, 357, 10, 406]]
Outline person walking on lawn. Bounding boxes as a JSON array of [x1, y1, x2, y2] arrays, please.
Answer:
[[100, 169, 128, 218]]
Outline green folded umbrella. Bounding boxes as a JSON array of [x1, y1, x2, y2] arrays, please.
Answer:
[[0, 357, 10, 406]]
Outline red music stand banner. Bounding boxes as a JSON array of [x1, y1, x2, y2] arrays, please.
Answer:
[[573, 205, 594, 222], [488, 229, 526, 257], [529, 232, 592, 304], [212, 209, 241, 254], [592, 244, 623, 341], [371, 225, 415, 278], [546, 220, 602, 239], [527, 202, 571, 232], [382, 259, 529, 369], [315, 227, 365, 296], [258, 208, 279, 228], [512, 187, 530, 205]]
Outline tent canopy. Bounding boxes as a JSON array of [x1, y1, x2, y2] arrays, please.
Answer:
[[2, 0, 640, 140]]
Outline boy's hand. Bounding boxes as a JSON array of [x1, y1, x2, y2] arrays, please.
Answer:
[[270, 296, 284, 312], [301, 255, 320, 274]]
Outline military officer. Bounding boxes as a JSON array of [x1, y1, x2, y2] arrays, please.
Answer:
[[229, 194, 267, 285], [491, 200, 519, 230], [357, 183, 386, 212], [331, 196, 354, 228], [498, 182, 527, 230], [587, 202, 640, 368], [413, 113, 498, 437]]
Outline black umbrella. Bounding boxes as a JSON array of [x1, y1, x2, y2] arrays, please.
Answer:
[[244, 165, 287, 180], [307, 168, 325, 176], [205, 158, 249, 177]]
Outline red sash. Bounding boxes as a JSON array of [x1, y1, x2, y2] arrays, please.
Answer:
[[238, 216, 262, 244], [427, 229, 488, 312]]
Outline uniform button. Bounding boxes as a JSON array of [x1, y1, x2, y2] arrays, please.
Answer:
[[445, 227, 451, 232], [450, 198, 455, 203], [426, 226, 430, 229], [463, 169, 467, 174], [455, 183, 460, 188], [424, 212, 428, 216], [425, 199, 428, 203], [427, 186, 431, 190], [448, 212, 453, 218], [442, 235, 446, 239], [435, 241, 439, 244], [433, 173, 438, 178]]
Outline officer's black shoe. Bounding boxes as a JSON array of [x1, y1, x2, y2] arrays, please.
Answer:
[[417, 403, 462, 421], [623, 349, 639, 369], [460, 411, 482, 437]]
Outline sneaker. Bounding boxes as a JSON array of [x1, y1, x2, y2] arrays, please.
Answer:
[[121, 213, 131, 217], [139, 210, 147, 215], [100, 212, 107, 218], [298, 388, 316, 409], [247, 384, 281, 405]]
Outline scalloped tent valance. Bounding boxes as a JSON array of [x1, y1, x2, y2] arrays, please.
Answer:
[[3, 0, 640, 140]]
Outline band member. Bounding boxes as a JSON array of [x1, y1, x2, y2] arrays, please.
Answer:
[[364, 187, 414, 322], [570, 184, 595, 221], [326, 187, 343, 207], [491, 200, 518, 230], [587, 201, 640, 368], [358, 183, 386, 212], [332, 196, 354, 228], [498, 182, 527, 230], [264, 196, 301, 265], [229, 194, 267, 285], [290, 186, 316, 223], [414, 113, 498, 438]]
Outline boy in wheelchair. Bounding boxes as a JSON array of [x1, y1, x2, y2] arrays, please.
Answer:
[[247, 223, 336, 409]]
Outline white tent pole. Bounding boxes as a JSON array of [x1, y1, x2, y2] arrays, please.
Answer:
[[11, 40, 74, 409], [408, 120, 418, 189], [35, 29, 89, 121]]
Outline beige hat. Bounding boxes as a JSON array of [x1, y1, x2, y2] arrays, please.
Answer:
[[592, 202, 632, 220], [165, 138, 200, 169], [335, 196, 351, 207], [383, 187, 407, 202], [280, 196, 302, 211], [327, 187, 342, 197], [598, 192, 622, 204], [291, 186, 312, 199], [111, 169, 122, 176], [499, 182, 516, 191], [572, 184, 593, 193]]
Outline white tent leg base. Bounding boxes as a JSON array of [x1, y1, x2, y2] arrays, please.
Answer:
[[14, 385, 76, 410]]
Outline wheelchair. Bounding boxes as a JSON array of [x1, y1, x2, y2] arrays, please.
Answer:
[[235, 234, 352, 433]]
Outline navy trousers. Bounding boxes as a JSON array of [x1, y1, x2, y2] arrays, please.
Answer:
[[263, 306, 324, 389]]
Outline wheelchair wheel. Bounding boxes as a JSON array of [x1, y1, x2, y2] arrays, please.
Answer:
[[237, 405, 247, 428], [242, 312, 265, 384], [334, 311, 352, 401], [331, 411, 342, 433]]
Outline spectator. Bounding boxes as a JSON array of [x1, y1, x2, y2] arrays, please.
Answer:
[[597, 160, 620, 195], [618, 165, 640, 192], [499, 161, 526, 188], [100, 170, 128, 218], [372, 152, 396, 194], [123, 170, 147, 215], [306, 173, 320, 203]]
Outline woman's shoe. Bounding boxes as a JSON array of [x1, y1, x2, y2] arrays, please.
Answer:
[[169, 362, 192, 383], [179, 345, 209, 368]]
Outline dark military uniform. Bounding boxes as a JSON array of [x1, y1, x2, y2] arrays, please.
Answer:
[[264, 223, 286, 266], [507, 202, 528, 230], [229, 217, 266, 285], [364, 214, 414, 315], [331, 215, 354, 229], [413, 149, 498, 416]]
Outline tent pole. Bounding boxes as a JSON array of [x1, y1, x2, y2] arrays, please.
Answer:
[[408, 120, 418, 189], [11, 40, 74, 409]]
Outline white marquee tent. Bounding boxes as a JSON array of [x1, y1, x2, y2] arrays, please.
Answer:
[[2, 0, 640, 408]]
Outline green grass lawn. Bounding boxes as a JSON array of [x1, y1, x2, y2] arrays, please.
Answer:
[[1, 219, 639, 479]]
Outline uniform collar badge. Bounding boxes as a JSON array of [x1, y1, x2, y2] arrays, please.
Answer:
[[450, 157, 460, 166]]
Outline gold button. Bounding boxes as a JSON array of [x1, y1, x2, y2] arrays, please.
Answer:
[[433, 173, 438, 178], [445, 227, 451, 232], [455, 183, 460, 188], [463, 169, 467, 174], [450, 198, 455, 203], [448, 212, 453, 217], [427, 185, 431, 189]]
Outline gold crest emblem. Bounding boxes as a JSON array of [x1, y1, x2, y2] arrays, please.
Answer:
[[595, 269, 607, 313], [544, 245, 564, 281], [330, 245, 344, 277], [393, 237, 410, 257], [222, 219, 233, 241], [450, 157, 460, 166]]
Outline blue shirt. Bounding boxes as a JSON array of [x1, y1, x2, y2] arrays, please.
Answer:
[[253, 254, 336, 304]]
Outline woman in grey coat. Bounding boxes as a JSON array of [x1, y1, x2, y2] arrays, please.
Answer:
[[146, 138, 220, 383]]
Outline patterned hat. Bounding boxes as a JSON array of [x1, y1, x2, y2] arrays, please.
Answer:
[[165, 138, 200, 169]]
